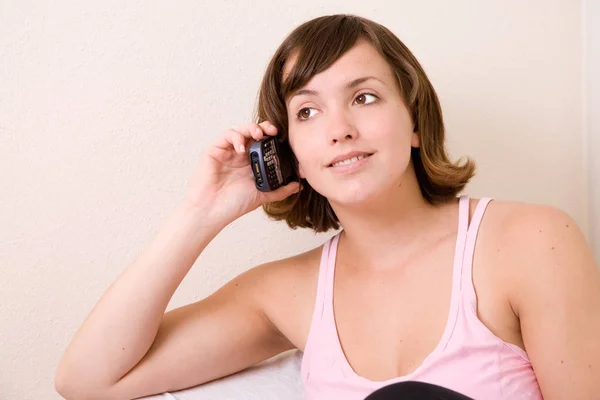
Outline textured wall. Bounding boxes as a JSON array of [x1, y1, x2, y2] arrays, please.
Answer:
[[0, 1, 590, 399], [586, 0, 600, 261]]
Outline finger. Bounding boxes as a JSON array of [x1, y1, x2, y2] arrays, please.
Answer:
[[248, 123, 264, 141], [258, 120, 279, 136], [214, 128, 247, 153], [262, 181, 302, 202], [229, 130, 247, 154], [232, 123, 261, 141]]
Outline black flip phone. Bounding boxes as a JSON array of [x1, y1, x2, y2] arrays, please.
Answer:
[[248, 136, 298, 192]]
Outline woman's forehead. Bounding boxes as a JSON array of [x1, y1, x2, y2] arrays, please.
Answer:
[[283, 41, 391, 88]]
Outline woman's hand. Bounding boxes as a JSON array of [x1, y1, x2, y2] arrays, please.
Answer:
[[184, 120, 300, 225]]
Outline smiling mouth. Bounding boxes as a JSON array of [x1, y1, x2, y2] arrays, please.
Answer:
[[329, 153, 373, 167]]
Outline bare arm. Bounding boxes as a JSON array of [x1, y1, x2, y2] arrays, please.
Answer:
[[55, 121, 300, 400], [55, 202, 290, 400], [113, 269, 294, 394], [506, 205, 600, 399], [109, 252, 295, 399]]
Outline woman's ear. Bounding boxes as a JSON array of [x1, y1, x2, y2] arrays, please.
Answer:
[[411, 132, 420, 148]]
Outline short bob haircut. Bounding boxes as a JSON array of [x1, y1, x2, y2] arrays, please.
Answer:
[[254, 14, 476, 233]]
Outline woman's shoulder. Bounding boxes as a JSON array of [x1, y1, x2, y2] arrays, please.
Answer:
[[242, 239, 331, 348], [476, 197, 589, 291], [479, 197, 579, 241], [238, 237, 332, 310], [255, 243, 324, 285]]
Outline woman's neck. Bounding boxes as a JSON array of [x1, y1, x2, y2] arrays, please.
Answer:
[[329, 169, 457, 270]]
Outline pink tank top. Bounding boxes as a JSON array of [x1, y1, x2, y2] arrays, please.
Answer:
[[301, 195, 543, 399]]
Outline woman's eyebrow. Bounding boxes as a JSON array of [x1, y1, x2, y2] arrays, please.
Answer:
[[287, 76, 385, 105], [346, 75, 385, 89]]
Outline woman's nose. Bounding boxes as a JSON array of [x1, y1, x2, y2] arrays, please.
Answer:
[[331, 132, 354, 143], [327, 111, 358, 144]]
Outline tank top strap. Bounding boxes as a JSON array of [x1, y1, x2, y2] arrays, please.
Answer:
[[452, 194, 471, 281], [321, 233, 340, 318], [301, 232, 340, 379], [460, 197, 494, 307], [457, 194, 471, 237], [312, 232, 341, 323]]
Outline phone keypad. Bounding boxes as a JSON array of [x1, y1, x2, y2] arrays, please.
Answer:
[[263, 140, 283, 188]]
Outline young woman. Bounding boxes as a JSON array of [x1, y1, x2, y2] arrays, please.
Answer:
[[56, 14, 600, 400]]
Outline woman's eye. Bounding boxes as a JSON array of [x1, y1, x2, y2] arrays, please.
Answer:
[[297, 107, 317, 121], [296, 94, 377, 121], [354, 93, 378, 105]]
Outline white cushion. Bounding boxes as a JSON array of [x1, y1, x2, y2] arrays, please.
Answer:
[[141, 350, 304, 400]]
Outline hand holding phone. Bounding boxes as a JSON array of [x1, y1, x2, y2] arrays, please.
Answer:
[[183, 121, 301, 226]]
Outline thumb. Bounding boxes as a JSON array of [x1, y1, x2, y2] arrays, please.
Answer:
[[262, 181, 302, 203]]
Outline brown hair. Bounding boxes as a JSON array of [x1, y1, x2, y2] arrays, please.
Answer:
[[254, 14, 476, 233]]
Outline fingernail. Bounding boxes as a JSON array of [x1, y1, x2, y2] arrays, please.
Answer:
[[239, 144, 245, 152]]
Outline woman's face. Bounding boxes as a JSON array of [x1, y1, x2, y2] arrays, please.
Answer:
[[284, 39, 419, 206]]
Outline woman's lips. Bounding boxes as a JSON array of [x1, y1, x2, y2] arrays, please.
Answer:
[[328, 153, 373, 174]]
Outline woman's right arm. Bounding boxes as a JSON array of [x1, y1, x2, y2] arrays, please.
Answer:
[[54, 121, 301, 400]]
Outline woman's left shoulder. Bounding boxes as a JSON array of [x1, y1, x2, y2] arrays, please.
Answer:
[[477, 198, 596, 281], [479, 198, 582, 246]]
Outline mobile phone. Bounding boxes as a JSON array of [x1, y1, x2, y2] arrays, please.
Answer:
[[248, 136, 298, 192]]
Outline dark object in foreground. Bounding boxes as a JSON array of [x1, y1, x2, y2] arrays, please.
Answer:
[[364, 381, 474, 400]]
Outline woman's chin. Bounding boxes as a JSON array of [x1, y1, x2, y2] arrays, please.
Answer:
[[327, 184, 383, 208]]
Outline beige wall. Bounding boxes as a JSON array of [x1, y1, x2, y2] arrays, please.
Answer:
[[0, 1, 592, 399], [586, 0, 600, 261]]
